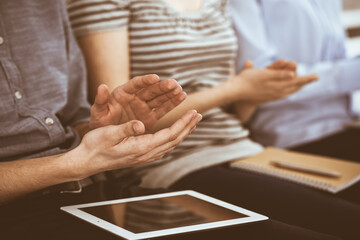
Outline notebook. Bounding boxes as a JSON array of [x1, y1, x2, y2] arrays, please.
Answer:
[[230, 147, 360, 193]]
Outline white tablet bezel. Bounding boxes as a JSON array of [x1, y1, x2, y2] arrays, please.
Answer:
[[61, 190, 268, 240]]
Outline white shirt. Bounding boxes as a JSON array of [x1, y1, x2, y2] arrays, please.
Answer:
[[229, 0, 360, 148]]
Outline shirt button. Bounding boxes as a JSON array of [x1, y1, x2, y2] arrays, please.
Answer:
[[14, 91, 22, 100], [45, 117, 54, 125], [0, 36, 4, 45]]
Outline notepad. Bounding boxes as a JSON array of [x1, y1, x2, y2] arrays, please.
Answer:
[[230, 147, 360, 193]]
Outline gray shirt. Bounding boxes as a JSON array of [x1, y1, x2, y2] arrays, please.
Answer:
[[0, 0, 90, 162]]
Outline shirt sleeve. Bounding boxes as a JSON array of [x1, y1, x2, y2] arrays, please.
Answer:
[[67, 0, 130, 37], [228, 0, 360, 105], [286, 57, 360, 103]]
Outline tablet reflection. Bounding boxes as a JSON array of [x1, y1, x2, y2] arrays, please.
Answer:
[[81, 195, 247, 233]]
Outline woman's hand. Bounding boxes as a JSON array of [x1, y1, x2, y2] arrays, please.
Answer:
[[225, 60, 318, 104]]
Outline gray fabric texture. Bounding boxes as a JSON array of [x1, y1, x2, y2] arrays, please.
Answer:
[[0, 0, 90, 162]]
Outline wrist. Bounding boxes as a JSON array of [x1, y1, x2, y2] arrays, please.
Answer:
[[222, 76, 252, 102], [61, 145, 91, 181], [218, 81, 239, 104]]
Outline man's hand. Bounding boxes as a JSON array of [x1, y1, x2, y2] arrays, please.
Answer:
[[70, 110, 202, 178], [89, 74, 186, 131]]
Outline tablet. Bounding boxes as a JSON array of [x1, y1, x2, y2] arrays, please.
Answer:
[[61, 190, 268, 239]]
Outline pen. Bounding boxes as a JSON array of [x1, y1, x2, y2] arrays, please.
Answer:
[[271, 160, 341, 178]]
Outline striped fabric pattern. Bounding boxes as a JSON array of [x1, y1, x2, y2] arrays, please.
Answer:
[[124, 199, 207, 233], [67, 0, 263, 188]]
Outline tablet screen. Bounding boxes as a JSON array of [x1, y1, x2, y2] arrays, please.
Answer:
[[62, 191, 268, 239], [80, 194, 248, 234]]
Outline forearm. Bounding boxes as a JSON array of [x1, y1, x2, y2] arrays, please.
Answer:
[[76, 31, 129, 103], [153, 83, 233, 130], [232, 101, 258, 124], [0, 151, 81, 205]]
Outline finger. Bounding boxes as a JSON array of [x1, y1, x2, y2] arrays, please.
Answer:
[[105, 120, 145, 143], [150, 92, 187, 120], [151, 125, 198, 157], [93, 84, 110, 113], [267, 59, 287, 69], [135, 112, 202, 162], [285, 84, 309, 95], [285, 75, 318, 94], [283, 61, 297, 72], [148, 89, 186, 108], [295, 74, 318, 84], [156, 114, 200, 152], [285, 74, 318, 88], [147, 92, 186, 108], [267, 69, 295, 80], [136, 79, 182, 101], [113, 111, 200, 166], [122, 74, 160, 94], [147, 110, 200, 148], [243, 60, 254, 70]]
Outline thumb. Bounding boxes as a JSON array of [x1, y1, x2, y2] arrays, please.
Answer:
[[94, 84, 110, 107], [243, 60, 254, 70], [111, 120, 146, 142]]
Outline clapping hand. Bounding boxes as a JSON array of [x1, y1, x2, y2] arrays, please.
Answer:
[[89, 74, 186, 131], [227, 60, 318, 105], [266, 59, 318, 97], [77, 110, 202, 175]]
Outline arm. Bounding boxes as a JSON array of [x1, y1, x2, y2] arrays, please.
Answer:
[[71, 73, 187, 136], [76, 30, 231, 130], [1, 69, 200, 205], [0, 153, 77, 205], [232, 101, 257, 124], [77, 30, 130, 102], [77, 29, 313, 130], [0, 110, 201, 205], [71, 1, 232, 129], [229, 0, 360, 105]]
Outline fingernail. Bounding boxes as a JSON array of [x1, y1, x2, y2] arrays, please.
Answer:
[[193, 113, 202, 122], [172, 87, 181, 95], [286, 71, 295, 78], [178, 92, 186, 101], [133, 122, 142, 133], [167, 83, 174, 90], [167, 79, 178, 89]]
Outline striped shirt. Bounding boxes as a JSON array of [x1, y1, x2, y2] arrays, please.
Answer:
[[67, 0, 263, 188]]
